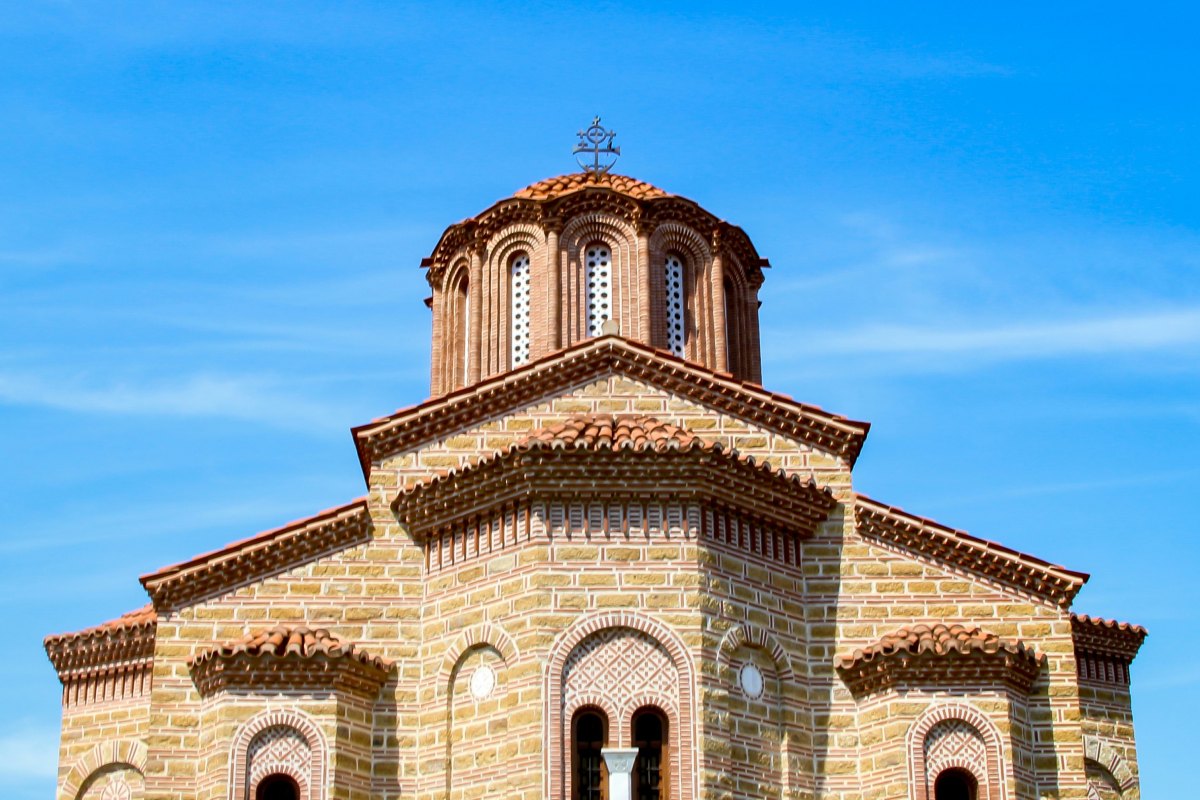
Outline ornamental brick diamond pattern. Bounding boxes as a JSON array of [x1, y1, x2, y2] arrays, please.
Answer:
[[247, 727, 311, 794], [924, 720, 989, 787], [564, 627, 679, 720]]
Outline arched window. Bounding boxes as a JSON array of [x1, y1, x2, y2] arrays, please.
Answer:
[[510, 252, 532, 366], [632, 707, 668, 800], [663, 254, 685, 357], [585, 244, 612, 337], [934, 768, 978, 800], [572, 708, 608, 800], [256, 774, 300, 800], [723, 276, 740, 375], [449, 269, 470, 388]]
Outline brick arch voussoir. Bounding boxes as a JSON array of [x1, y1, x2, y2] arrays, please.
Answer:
[[906, 702, 1006, 800], [439, 622, 519, 693], [229, 708, 327, 800], [63, 740, 148, 800], [486, 225, 545, 266], [717, 622, 794, 683], [562, 214, 636, 259], [1084, 736, 1136, 792], [547, 610, 691, 679], [649, 222, 712, 271]]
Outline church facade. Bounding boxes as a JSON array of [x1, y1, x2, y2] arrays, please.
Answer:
[[46, 163, 1146, 800]]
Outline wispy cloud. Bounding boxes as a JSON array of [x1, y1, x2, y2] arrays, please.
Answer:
[[918, 468, 1200, 509], [0, 370, 352, 431], [815, 307, 1200, 362], [0, 722, 58, 780]]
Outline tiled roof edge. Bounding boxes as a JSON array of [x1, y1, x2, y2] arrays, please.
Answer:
[[855, 495, 1089, 608], [140, 498, 371, 612]]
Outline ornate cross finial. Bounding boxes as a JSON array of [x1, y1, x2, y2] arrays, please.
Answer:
[[573, 116, 620, 178]]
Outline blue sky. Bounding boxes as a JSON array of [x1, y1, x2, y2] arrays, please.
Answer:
[[2, 2, 1197, 795]]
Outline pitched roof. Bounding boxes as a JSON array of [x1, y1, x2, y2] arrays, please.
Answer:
[[392, 413, 838, 537], [190, 624, 392, 671], [44, 604, 157, 678], [836, 622, 1044, 695], [1071, 613, 1148, 662], [513, 172, 670, 201], [141, 498, 371, 612], [837, 623, 1041, 668], [855, 495, 1088, 608], [353, 335, 870, 477], [189, 624, 392, 697], [522, 414, 701, 451]]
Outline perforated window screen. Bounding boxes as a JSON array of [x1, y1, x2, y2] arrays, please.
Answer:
[[510, 253, 531, 366], [664, 255, 685, 357], [585, 245, 612, 336]]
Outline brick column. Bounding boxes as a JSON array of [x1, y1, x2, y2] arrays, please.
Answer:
[[636, 218, 652, 346], [542, 218, 562, 355], [710, 228, 728, 373]]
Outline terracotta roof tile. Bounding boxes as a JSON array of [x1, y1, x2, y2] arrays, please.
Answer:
[[353, 336, 871, 475], [855, 495, 1088, 608], [519, 413, 701, 452], [393, 412, 838, 538], [44, 604, 155, 646], [44, 604, 157, 678], [141, 498, 371, 612], [1071, 613, 1148, 662], [513, 173, 670, 201], [191, 624, 392, 671], [837, 623, 1042, 670], [836, 622, 1044, 695]]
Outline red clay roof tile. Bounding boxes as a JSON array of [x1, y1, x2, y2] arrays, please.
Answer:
[[191, 624, 392, 671], [513, 172, 670, 201], [837, 623, 1042, 670]]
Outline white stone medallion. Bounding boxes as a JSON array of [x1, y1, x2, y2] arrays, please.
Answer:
[[469, 663, 497, 700], [738, 662, 764, 699]]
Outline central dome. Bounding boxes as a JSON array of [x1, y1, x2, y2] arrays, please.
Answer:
[[423, 172, 768, 396]]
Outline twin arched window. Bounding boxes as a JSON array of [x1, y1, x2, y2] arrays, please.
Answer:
[[571, 706, 668, 800]]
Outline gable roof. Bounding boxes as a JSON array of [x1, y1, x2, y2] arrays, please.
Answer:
[[140, 498, 371, 612], [352, 335, 870, 478], [855, 495, 1089, 608]]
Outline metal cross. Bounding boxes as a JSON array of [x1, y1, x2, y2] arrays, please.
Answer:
[[573, 116, 620, 177]]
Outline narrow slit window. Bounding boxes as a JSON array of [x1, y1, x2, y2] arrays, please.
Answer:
[[586, 245, 612, 336], [664, 254, 685, 357], [510, 252, 531, 366]]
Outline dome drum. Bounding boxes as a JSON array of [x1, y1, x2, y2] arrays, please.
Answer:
[[424, 174, 769, 395]]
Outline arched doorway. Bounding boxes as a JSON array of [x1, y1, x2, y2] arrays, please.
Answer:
[[934, 768, 978, 800], [255, 774, 300, 800]]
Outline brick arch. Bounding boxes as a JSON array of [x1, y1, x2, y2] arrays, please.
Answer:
[[61, 740, 147, 800], [229, 709, 327, 800], [906, 702, 1007, 800], [1084, 736, 1137, 793], [648, 222, 711, 355], [486, 226, 545, 371], [561, 214, 637, 343], [545, 611, 696, 800], [717, 622, 794, 683], [438, 621, 519, 691]]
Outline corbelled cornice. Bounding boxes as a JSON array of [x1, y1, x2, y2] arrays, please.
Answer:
[[391, 413, 838, 538]]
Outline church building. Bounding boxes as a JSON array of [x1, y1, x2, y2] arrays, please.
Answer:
[[46, 123, 1146, 800]]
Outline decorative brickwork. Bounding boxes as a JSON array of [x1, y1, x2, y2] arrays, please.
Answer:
[[908, 704, 1006, 800], [546, 612, 696, 800], [61, 740, 147, 800], [229, 710, 326, 800]]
